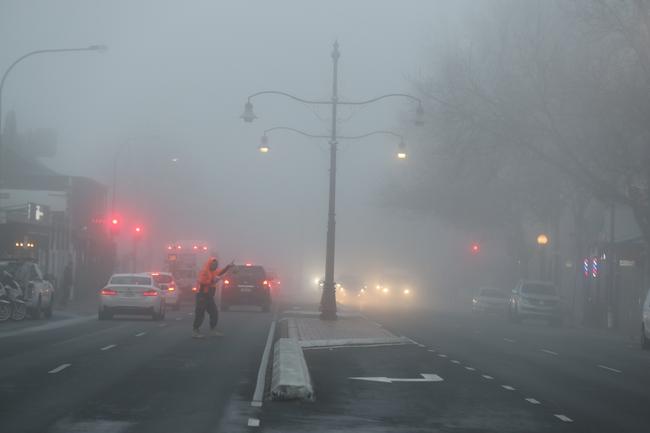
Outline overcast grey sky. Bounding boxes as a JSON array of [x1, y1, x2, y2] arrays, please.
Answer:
[[1, 1, 469, 287]]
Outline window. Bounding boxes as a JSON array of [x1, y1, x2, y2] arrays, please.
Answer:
[[110, 275, 152, 286]]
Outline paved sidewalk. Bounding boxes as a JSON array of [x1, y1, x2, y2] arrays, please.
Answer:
[[285, 312, 411, 348]]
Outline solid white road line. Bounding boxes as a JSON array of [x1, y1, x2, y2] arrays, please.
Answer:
[[482, 375, 494, 380], [501, 385, 516, 391], [100, 344, 116, 351], [597, 364, 622, 374], [465, 367, 476, 371], [48, 363, 71, 374], [554, 414, 573, 422], [438, 354, 447, 358], [251, 318, 276, 408], [503, 338, 516, 343], [525, 398, 541, 404], [135, 332, 146, 337], [247, 418, 260, 427], [540, 349, 558, 356]]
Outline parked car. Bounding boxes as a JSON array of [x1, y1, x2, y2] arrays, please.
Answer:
[[472, 287, 509, 314], [0, 258, 54, 319], [98, 273, 166, 320], [150, 272, 181, 310], [642, 289, 650, 350], [221, 264, 271, 312], [508, 280, 562, 326]]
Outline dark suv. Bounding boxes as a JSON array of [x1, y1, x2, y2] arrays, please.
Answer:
[[220, 265, 271, 312]]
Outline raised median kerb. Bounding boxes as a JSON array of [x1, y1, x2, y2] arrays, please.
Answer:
[[289, 314, 411, 348]]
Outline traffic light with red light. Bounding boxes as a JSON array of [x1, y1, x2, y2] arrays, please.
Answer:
[[134, 226, 142, 236], [471, 242, 480, 255], [109, 217, 121, 236]]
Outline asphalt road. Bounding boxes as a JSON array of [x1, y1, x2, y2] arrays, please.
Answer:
[[0, 304, 274, 433], [260, 307, 650, 433]]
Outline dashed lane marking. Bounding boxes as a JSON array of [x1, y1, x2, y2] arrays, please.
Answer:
[[100, 344, 116, 351], [503, 338, 516, 343], [501, 385, 516, 391], [525, 398, 541, 404], [465, 366, 476, 371], [450, 360, 460, 364], [554, 414, 573, 422], [597, 364, 622, 374], [135, 332, 146, 337], [438, 354, 447, 358], [158, 323, 166, 327], [482, 375, 494, 380], [48, 363, 71, 374], [540, 349, 558, 356], [247, 418, 260, 427], [427, 349, 436, 353]]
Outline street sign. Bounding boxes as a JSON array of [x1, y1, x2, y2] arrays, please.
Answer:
[[349, 373, 443, 383]]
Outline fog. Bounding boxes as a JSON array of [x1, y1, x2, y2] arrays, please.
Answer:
[[3, 0, 648, 317], [1, 1, 468, 296]]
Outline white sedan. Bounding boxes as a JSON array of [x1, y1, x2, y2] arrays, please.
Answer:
[[98, 273, 166, 320]]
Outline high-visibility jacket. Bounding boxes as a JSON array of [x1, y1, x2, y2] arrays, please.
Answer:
[[196, 257, 221, 294]]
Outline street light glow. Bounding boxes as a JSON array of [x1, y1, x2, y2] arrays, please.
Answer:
[[537, 233, 549, 245]]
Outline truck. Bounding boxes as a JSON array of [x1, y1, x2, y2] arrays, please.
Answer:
[[163, 240, 211, 301]]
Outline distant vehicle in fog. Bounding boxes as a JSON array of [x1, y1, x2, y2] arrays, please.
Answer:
[[642, 289, 650, 350], [164, 240, 210, 300], [472, 287, 509, 314], [508, 280, 562, 326], [150, 272, 181, 310], [221, 264, 271, 312]]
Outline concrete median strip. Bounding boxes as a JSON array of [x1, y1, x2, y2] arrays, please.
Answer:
[[270, 338, 314, 401]]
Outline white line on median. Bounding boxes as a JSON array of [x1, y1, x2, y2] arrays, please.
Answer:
[[48, 363, 71, 374], [597, 364, 622, 374], [503, 338, 516, 343], [100, 344, 116, 351], [501, 385, 515, 391], [247, 418, 260, 427], [135, 332, 146, 337], [481, 375, 494, 380], [525, 398, 541, 404], [540, 349, 558, 356], [251, 318, 276, 408], [554, 414, 573, 422]]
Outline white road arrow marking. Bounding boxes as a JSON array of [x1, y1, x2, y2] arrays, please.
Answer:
[[349, 373, 443, 383]]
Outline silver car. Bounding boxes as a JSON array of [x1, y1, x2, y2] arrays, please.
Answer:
[[98, 273, 166, 321], [642, 289, 650, 350], [508, 280, 562, 326]]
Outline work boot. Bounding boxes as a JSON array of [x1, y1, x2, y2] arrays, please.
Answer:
[[192, 329, 205, 339], [209, 329, 224, 337]]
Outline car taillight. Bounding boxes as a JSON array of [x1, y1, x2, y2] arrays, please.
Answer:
[[167, 286, 175, 292], [262, 280, 269, 286], [224, 279, 230, 286], [192, 286, 198, 292], [101, 288, 117, 296], [143, 290, 158, 296]]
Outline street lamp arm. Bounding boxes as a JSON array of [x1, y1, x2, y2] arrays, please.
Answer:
[[263, 126, 330, 139], [248, 90, 331, 106], [1, 47, 103, 93], [337, 93, 422, 106], [338, 130, 404, 141]]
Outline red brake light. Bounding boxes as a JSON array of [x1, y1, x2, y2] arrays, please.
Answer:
[[202, 246, 208, 251], [245, 263, 252, 267], [101, 288, 117, 296], [177, 245, 182, 250], [263, 280, 269, 286], [143, 290, 158, 296], [193, 245, 198, 250], [192, 286, 198, 292]]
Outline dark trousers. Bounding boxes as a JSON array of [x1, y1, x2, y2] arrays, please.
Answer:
[[193, 292, 218, 330]]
